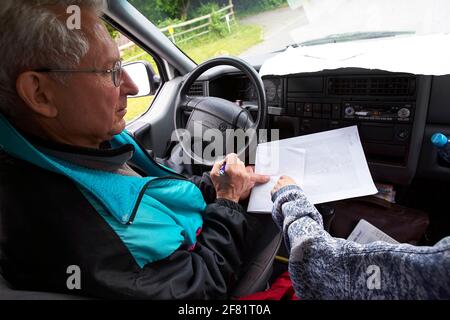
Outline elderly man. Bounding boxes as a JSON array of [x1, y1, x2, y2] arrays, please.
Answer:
[[0, 1, 271, 299]]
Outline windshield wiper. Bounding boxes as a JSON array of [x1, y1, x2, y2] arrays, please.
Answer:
[[290, 31, 415, 48]]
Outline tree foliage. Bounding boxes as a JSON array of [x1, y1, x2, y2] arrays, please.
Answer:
[[105, 23, 119, 39], [128, 0, 192, 23], [155, 0, 192, 19], [128, 0, 286, 24]]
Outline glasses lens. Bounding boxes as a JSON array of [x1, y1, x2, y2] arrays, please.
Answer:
[[113, 61, 122, 87]]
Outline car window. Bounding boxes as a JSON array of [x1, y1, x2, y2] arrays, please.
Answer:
[[126, 0, 450, 62], [106, 24, 160, 123], [126, 0, 281, 64]]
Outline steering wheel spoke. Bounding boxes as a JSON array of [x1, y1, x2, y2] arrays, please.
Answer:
[[178, 96, 197, 111]]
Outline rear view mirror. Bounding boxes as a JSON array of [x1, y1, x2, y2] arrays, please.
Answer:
[[123, 61, 160, 98]]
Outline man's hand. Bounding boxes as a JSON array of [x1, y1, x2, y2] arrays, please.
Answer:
[[239, 166, 270, 201], [210, 154, 270, 203], [271, 175, 297, 196]]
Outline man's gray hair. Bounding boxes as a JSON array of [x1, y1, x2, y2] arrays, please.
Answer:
[[0, 0, 105, 117]]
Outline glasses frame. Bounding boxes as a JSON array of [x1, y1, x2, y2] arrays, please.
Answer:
[[33, 60, 123, 87]]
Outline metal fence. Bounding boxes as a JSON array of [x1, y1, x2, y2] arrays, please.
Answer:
[[119, 2, 236, 61], [160, 4, 235, 44]]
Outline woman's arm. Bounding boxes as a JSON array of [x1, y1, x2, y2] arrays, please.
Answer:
[[272, 183, 450, 300]]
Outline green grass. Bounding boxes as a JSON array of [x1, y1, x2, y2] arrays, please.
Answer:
[[178, 24, 263, 64], [123, 23, 263, 122], [125, 96, 154, 122]]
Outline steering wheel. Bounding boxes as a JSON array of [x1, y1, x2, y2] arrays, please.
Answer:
[[174, 56, 267, 166]]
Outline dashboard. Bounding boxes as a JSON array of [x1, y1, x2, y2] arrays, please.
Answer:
[[189, 66, 450, 185]]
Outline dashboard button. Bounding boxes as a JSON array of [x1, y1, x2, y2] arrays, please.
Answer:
[[398, 108, 411, 118], [295, 103, 304, 116], [332, 104, 341, 119], [396, 129, 410, 140], [345, 106, 355, 116], [304, 103, 313, 117]]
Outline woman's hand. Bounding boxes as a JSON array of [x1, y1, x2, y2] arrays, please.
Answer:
[[271, 175, 297, 196]]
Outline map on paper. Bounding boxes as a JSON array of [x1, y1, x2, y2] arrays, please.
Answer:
[[347, 219, 399, 244], [248, 144, 306, 213], [247, 126, 378, 213]]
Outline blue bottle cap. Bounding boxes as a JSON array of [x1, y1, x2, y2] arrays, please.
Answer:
[[431, 133, 449, 148]]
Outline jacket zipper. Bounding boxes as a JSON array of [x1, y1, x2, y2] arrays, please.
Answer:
[[126, 132, 202, 225], [127, 176, 193, 225]]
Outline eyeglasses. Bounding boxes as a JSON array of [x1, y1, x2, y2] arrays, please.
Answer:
[[33, 60, 123, 87]]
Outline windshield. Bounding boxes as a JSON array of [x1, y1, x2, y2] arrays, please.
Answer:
[[127, 0, 450, 63]]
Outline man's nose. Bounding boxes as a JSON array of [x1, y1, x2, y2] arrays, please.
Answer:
[[120, 69, 139, 96]]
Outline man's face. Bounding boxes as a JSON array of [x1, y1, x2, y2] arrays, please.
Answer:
[[48, 9, 139, 147]]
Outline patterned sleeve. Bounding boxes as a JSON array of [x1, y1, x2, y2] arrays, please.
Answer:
[[271, 185, 450, 300]]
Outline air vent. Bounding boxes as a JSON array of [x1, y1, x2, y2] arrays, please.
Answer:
[[328, 76, 415, 96], [187, 82, 205, 96]]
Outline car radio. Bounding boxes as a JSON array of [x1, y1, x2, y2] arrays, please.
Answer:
[[343, 102, 413, 123], [265, 73, 418, 169], [269, 101, 414, 124], [268, 100, 415, 166]]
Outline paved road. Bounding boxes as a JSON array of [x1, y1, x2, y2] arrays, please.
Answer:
[[239, 5, 308, 58]]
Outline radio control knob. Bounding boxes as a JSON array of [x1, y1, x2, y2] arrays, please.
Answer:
[[398, 108, 410, 118], [345, 106, 355, 116]]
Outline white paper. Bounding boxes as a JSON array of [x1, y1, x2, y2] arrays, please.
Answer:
[[259, 33, 450, 77], [248, 145, 306, 213], [348, 219, 399, 244], [247, 126, 378, 213]]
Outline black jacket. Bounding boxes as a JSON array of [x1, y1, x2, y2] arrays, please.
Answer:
[[0, 149, 275, 299]]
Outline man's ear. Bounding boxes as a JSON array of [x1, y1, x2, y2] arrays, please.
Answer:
[[16, 72, 58, 118]]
